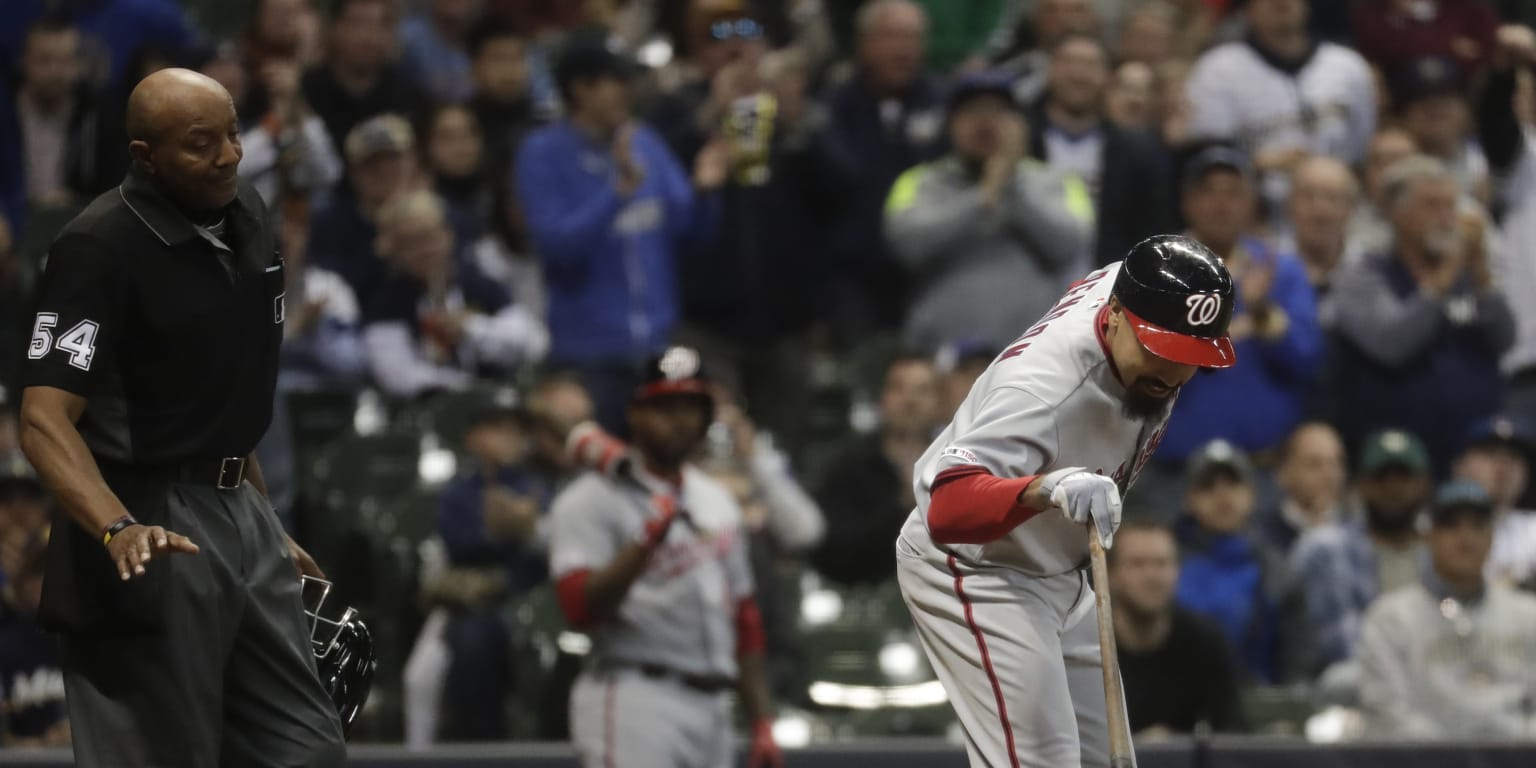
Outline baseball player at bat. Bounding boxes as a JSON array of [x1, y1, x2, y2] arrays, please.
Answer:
[[896, 235, 1237, 768], [547, 347, 782, 768]]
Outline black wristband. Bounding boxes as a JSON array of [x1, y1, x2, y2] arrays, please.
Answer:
[[102, 516, 140, 547]]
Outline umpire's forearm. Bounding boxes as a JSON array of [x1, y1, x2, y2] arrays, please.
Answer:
[[19, 387, 132, 537], [737, 652, 774, 725], [582, 542, 657, 624]]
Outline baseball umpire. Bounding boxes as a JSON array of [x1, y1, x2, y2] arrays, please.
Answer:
[[17, 69, 345, 766], [548, 346, 782, 768], [897, 235, 1236, 767]]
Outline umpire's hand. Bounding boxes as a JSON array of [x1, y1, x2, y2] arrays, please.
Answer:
[[105, 523, 199, 580]]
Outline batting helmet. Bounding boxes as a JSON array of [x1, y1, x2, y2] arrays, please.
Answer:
[[633, 346, 715, 412], [1112, 235, 1237, 369], [302, 576, 376, 738]]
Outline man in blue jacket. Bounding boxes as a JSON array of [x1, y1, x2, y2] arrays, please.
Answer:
[[516, 36, 726, 432], [1155, 147, 1323, 467]]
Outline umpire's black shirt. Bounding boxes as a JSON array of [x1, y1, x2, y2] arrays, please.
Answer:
[[20, 168, 283, 630]]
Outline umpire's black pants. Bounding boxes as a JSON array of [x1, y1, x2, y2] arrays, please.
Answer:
[[61, 481, 346, 767]]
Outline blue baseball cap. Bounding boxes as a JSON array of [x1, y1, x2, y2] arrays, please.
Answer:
[[1182, 145, 1256, 190], [1430, 479, 1494, 525], [945, 71, 1018, 117], [1463, 415, 1534, 452]]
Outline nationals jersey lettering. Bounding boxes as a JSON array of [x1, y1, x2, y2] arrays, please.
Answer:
[[901, 262, 1173, 575]]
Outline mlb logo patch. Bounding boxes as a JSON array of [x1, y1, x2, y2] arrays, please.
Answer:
[[274, 292, 286, 324]]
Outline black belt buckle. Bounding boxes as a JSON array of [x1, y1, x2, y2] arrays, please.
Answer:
[[216, 457, 247, 490]]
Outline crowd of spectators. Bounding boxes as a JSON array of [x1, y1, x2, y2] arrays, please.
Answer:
[[3, 0, 1536, 747]]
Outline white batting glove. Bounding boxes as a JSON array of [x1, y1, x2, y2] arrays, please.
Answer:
[[1036, 466, 1122, 549], [566, 421, 631, 477]]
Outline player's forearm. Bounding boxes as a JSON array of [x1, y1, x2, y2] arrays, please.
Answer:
[[736, 652, 775, 725], [580, 542, 656, 624], [927, 467, 1045, 544], [19, 391, 131, 537]]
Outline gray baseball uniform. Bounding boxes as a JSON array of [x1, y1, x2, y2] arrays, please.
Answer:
[[898, 263, 1168, 768], [548, 465, 754, 768]]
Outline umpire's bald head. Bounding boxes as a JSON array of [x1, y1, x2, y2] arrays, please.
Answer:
[[126, 68, 243, 212]]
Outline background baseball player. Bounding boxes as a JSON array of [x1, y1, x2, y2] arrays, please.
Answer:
[[547, 346, 781, 768], [896, 235, 1237, 768]]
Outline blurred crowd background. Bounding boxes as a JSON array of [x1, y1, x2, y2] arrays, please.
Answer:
[[2, 0, 1536, 751]]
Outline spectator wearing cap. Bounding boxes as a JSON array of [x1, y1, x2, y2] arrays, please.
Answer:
[[1353, 0, 1501, 84], [516, 36, 726, 433], [404, 390, 558, 744], [810, 355, 942, 587], [815, 0, 946, 341], [1026, 33, 1177, 268], [1454, 416, 1536, 588], [1260, 421, 1353, 556], [1387, 56, 1492, 200], [398, 0, 481, 105], [1111, 521, 1247, 736], [1357, 480, 1536, 739], [362, 189, 546, 399], [301, 0, 422, 157], [1152, 147, 1322, 470], [1173, 440, 1302, 684], [1184, 0, 1376, 212], [307, 113, 422, 303], [1292, 429, 1434, 673], [884, 72, 1090, 351], [1326, 155, 1515, 475]]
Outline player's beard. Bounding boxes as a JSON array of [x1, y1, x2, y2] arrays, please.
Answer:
[[1121, 380, 1176, 421]]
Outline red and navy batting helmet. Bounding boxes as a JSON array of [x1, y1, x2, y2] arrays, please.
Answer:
[[1113, 235, 1237, 369]]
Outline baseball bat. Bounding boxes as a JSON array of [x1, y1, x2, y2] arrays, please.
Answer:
[[1088, 530, 1137, 768]]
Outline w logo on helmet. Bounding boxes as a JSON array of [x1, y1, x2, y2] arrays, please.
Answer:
[[1184, 294, 1222, 326]]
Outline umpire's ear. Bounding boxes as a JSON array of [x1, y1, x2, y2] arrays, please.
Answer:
[[128, 139, 154, 176]]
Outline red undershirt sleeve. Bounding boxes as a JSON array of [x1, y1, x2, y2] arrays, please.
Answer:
[[735, 596, 766, 656], [926, 465, 1042, 545], [556, 570, 594, 630]]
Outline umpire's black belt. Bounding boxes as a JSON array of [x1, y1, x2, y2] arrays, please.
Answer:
[[600, 662, 735, 694], [113, 456, 250, 490]]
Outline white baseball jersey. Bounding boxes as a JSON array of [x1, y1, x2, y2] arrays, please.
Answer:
[[548, 465, 754, 679], [900, 262, 1171, 575]]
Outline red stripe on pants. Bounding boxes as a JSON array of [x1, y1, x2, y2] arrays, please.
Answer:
[[948, 555, 1022, 768]]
